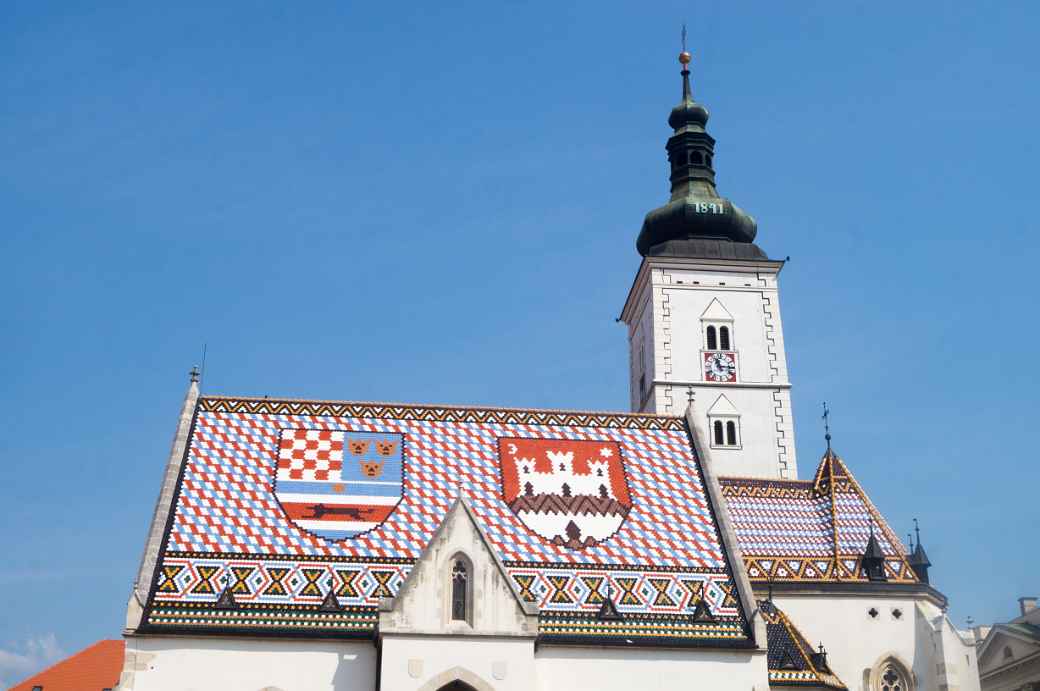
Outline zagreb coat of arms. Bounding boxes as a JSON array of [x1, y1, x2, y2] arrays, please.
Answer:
[[498, 437, 632, 549], [273, 429, 404, 541]]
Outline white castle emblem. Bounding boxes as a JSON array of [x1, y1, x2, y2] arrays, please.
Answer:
[[515, 450, 616, 500], [499, 439, 631, 550]]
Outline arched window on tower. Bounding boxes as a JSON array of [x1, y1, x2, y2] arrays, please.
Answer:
[[726, 420, 738, 446], [713, 420, 724, 446], [451, 558, 469, 622], [706, 325, 718, 351], [719, 326, 731, 350], [688, 150, 702, 165]]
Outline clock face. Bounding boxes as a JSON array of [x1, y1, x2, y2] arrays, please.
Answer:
[[703, 351, 737, 383]]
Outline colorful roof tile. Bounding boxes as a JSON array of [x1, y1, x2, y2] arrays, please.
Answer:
[[719, 450, 918, 584], [140, 396, 752, 645], [9, 639, 124, 691], [760, 600, 847, 689]]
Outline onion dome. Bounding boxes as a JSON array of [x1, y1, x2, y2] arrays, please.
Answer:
[[636, 53, 764, 260]]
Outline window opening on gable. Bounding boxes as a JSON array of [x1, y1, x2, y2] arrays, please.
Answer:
[[451, 559, 468, 621], [719, 326, 731, 350], [706, 325, 718, 351], [726, 421, 738, 446], [713, 420, 724, 446], [1003, 645, 1013, 660]]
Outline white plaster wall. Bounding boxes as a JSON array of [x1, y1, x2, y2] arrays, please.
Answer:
[[627, 286, 654, 413], [664, 279, 774, 384], [690, 384, 793, 478], [624, 259, 797, 479], [380, 635, 534, 691], [773, 593, 966, 691], [535, 645, 769, 691], [920, 601, 981, 691], [120, 635, 375, 691]]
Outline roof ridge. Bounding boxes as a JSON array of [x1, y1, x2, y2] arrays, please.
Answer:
[[718, 475, 812, 486], [197, 394, 682, 419]]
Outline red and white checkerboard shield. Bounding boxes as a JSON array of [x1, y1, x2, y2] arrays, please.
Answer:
[[498, 437, 632, 550], [272, 429, 404, 541]]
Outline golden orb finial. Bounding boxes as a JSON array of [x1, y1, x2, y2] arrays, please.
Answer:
[[679, 51, 692, 66]]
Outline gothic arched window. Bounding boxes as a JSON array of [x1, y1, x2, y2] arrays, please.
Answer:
[[719, 326, 731, 350], [451, 558, 468, 622], [872, 658, 913, 691], [713, 420, 724, 446], [726, 420, 738, 446], [706, 326, 718, 351]]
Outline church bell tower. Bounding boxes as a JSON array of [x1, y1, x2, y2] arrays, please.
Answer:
[[619, 51, 798, 479]]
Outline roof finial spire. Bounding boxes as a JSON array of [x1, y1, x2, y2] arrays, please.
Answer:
[[190, 365, 200, 383], [913, 517, 921, 547], [822, 402, 832, 451], [678, 24, 692, 102]]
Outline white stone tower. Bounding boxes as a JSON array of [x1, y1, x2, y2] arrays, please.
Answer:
[[619, 52, 797, 479]]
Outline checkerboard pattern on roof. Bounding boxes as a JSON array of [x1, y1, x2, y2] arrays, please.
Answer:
[[718, 466, 918, 584], [168, 409, 725, 568], [149, 400, 749, 636], [722, 482, 833, 557]]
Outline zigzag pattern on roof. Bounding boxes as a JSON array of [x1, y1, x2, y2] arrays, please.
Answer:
[[719, 449, 917, 584], [199, 396, 686, 430], [141, 397, 750, 643]]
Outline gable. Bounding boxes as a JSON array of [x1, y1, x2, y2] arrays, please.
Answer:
[[700, 298, 734, 321], [979, 625, 1040, 670], [379, 497, 537, 636], [707, 394, 739, 417], [139, 397, 751, 647]]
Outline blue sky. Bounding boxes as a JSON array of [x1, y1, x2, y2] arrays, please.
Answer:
[[1, 1, 1037, 682]]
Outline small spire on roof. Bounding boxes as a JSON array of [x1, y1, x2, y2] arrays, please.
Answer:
[[190, 365, 200, 383], [821, 401, 832, 452], [686, 386, 695, 404], [908, 517, 932, 584], [861, 525, 887, 582]]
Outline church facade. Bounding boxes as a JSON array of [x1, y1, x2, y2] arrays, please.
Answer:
[[117, 54, 980, 691]]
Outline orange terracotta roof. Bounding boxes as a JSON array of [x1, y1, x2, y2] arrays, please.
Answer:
[[10, 639, 123, 691]]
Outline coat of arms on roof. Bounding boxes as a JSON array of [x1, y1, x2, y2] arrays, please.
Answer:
[[498, 437, 632, 549], [272, 429, 404, 541]]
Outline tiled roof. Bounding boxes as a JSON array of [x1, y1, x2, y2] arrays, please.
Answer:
[[9, 639, 123, 691], [719, 450, 918, 583], [760, 600, 847, 689], [141, 397, 751, 645]]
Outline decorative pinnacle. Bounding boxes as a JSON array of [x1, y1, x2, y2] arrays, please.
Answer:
[[679, 24, 691, 66], [190, 365, 200, 383], [913, 517, 921, 546], [686, 386, 695, 404]]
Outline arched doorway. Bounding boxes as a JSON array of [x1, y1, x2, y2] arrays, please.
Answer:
[[438, 682, 477, 691]]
